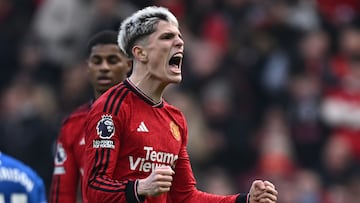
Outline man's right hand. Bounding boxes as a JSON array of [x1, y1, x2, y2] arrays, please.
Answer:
[[137, 166, 175, 197]]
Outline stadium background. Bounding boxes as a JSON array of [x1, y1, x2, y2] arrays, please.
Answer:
[[0, 0, 360, 202]]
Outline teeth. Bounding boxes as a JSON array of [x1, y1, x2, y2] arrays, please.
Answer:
[[174, 53, 182, 57]]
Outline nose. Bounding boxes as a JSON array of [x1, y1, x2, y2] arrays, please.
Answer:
[[175, 35, 184, 49], [99, 61, 110, 71]]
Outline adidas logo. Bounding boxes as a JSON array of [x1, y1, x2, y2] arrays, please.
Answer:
[[137, 121, 149, 132]]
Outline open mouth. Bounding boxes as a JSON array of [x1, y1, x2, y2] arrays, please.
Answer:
[[169, 53, 183, 69]]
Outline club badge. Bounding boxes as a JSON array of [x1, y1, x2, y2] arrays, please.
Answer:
[[170, 121, 181, 141]]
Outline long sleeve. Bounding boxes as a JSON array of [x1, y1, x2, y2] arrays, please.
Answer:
[[50, 124, 79, 203], [83, 112, 142, 203]]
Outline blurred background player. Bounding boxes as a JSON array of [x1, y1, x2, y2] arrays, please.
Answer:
[[49, 30, 132, 203], [0, 152, 47, 203]]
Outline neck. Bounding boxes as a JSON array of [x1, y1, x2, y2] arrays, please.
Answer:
[[128, 75, 166, 103], [94, 91, 102, 100]]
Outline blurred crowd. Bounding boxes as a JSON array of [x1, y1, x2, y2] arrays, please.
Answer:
[[0, 0, 360, 202]]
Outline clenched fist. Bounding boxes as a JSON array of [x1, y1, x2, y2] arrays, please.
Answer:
[[249, 180, 278, 203], [137, 166, 175, 197]]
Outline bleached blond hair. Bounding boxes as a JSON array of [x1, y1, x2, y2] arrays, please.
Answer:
[[117, 6, 179, 58]]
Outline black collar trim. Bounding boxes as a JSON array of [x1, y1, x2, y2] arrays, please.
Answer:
[[124, 79, 164, 108]]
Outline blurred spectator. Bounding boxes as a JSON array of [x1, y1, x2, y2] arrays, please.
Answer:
[[199, 78, 254, 173], [319, 136, 357, 186], [182, 39, 225, 92], [58, 61, 92, 116], [287, 0, 321, 32], [17, 36, 63, 91], [0, 0, 38, 90], [321, 52, 360, 160], [154, 0, 185, 21], [319, 136, 360, 203], [329, 22, 360, 81], [240, 106, 299, 203], [198, 167, 237, 195], [346, 174, 360, 203], [260, 48, 290, 104], [0, 76, 58, 194], [287, 73, 327, 168], [84, 0, 138, 40], [31, 0, 92, 66], [316, 0, 360, 27], [295, 29, 336, 88], [253, 106, 296, 180], [295, 169, 323, 203], [164, 87, 213, 166]]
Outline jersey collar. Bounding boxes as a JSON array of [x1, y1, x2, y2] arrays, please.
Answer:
[[124, 79, 164, 108]]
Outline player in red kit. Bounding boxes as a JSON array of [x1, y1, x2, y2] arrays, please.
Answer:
[[83, 6, 278, 203], [49, 30, 132, 203]]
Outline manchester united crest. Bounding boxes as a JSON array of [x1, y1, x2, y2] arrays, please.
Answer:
[[170, 121, 180, 141]]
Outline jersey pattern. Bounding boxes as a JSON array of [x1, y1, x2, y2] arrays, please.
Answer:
[[50, 101, 92, 203], [83, 79, 243, 203], [0, 152, 47, 203]]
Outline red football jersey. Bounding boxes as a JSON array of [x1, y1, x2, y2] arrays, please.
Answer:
[[83, 79, 246, 203], [50, 101, 92, 203]]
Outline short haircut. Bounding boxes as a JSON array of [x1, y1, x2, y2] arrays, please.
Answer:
[[118, 6, 179, 58], [86, 30, 120, 57]]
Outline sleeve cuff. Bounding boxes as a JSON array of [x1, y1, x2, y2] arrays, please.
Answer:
[[236, 193, 250, 203], [125, 180, 145, 203]]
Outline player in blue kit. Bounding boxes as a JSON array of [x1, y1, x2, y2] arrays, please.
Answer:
[[0, 152, 47, 203]]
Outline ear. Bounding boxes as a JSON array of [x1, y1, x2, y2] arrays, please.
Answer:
[[132, 45, 148, 62], [126, 59, 133, 72]]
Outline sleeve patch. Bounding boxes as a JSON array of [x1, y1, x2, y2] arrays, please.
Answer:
[[53, 166, 65, 175], [96, 114, 115, 139], [54, 143, 67, 165], [92, 140, 115, 149]]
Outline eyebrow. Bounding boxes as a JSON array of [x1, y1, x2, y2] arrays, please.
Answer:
[[160, 30, 182, 38]]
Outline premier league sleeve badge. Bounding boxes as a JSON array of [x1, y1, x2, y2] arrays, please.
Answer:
[[96, 114, 115, 139]]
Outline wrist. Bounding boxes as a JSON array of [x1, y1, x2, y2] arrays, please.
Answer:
[[136, 179, 146, 196], [135, 179, 146, 202]]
